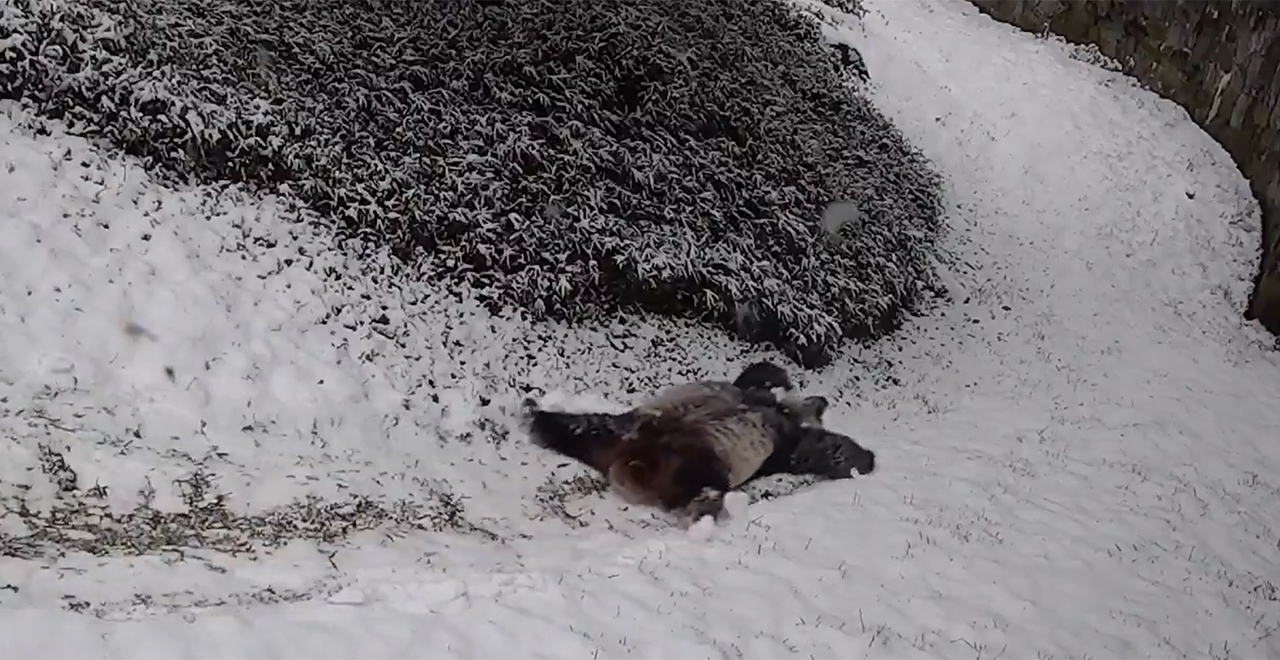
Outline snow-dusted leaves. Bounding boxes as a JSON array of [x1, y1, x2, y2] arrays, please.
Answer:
[[0, 0, 942, 367]]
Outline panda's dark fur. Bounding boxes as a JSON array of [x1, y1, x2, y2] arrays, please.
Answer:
[[521, 361, 875, 523], [749, 392, 877, 482]]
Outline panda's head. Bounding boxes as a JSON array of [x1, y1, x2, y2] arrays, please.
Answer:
[[778, 394, 829, 429]]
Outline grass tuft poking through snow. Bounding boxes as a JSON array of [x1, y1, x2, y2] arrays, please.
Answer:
[[2, 1, 1280, 658]]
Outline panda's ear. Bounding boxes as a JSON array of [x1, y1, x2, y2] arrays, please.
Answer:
[[801, 395, 829, 421]]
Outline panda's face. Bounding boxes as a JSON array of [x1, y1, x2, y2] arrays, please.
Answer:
[[779, 394, 829, 429]]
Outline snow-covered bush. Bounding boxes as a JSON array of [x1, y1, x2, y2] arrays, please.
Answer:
[[824, 0, 868, 18], [0, 0, 943, 367]]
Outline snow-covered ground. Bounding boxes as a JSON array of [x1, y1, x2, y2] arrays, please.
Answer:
[[2, 0, 1279, 657]]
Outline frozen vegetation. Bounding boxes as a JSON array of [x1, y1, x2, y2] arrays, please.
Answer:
[[0, 0, 943, 367]]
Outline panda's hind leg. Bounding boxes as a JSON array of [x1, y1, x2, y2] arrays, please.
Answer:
[[732, 361, 793, 392], [521, 398, 634, 474]]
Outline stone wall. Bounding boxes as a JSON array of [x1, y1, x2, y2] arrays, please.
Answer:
[[968, 0, 1280, 335]]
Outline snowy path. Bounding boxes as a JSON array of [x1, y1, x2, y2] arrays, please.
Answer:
[[2, 0, 1280, 658]]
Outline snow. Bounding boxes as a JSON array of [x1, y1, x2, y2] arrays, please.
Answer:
[[2, 0, 1279, 658]]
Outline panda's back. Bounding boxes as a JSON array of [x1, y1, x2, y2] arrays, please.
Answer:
[[638, 384, 779, 489], [702, 410, 776, 488]]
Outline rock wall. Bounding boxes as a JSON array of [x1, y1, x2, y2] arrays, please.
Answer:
[[969, 0, 1280, 335]]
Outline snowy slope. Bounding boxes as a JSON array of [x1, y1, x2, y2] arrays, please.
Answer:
[[2, 0, 1280, 658]]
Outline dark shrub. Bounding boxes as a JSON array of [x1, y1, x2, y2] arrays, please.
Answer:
[[0, 0, 943, 367]]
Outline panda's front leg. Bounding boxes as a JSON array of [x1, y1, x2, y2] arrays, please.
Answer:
[[787, 428, 876, 478]]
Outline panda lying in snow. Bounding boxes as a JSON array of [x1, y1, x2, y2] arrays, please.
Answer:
[[520, 361, 876, 526]]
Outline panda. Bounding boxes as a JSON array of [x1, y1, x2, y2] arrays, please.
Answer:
[[521, 361, 875, 524]]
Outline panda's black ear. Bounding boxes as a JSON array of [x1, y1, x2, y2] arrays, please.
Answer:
[[801, 395, 829, 421]]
